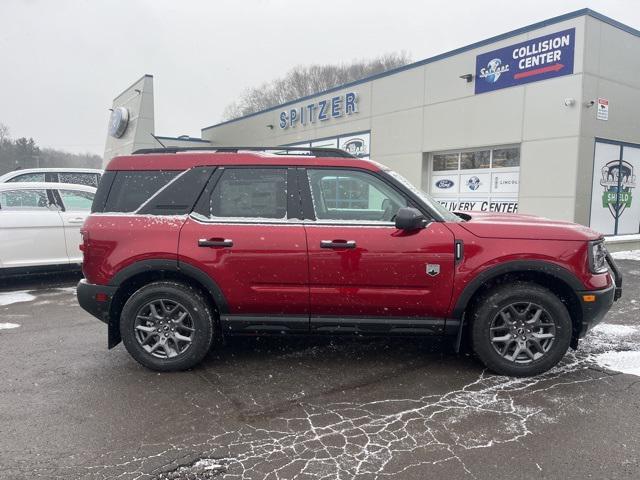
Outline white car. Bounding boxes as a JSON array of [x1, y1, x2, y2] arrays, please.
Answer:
[[0, 168, 103, 187], [0, 182, 96, 274]]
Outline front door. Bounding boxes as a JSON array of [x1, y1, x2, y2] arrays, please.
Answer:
[[302, 168, 456, 333], [178, 167, 309, 333]]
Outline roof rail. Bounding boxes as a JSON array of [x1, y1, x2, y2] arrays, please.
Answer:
[[131, 146, 356, 158]]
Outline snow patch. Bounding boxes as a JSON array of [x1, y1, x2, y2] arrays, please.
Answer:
[[593, 351, 640, 376], [0, 291, 35, 306], [611, 249, 640, 261], [591, 323, 638, 337], [0, 322, 20, 330], [158, 458, 225, 479], [55, 287, 77, 294]]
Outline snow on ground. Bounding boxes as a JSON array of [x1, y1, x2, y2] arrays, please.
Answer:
[[591, 323, 637, 337], [0, 322, 20, 330], [587, 323, 640, 377], [593, 351, 640, 376], [611, 249, 640, 261], [55, 286, 77, 294], [0, 291, 35, 306]]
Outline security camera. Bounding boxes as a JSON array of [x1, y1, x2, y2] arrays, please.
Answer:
[[563, 98, 575, 107], [584, 100, 595, 108]]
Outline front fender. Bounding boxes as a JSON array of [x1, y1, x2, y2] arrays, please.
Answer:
[[449, 259, 586, 319]]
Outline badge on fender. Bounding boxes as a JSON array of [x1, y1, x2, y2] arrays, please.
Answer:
[[426, 264, 440, 276]]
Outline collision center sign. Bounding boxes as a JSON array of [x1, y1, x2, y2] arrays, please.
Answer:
[[475, 28, 575, 94]]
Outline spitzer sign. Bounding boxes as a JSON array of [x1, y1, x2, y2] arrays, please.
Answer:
[[475, 28, 575, 94]]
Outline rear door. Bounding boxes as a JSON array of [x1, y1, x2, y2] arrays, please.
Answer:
[[301, 168, 456, 334], [0, 188, 68, 268], [178, 167, 310, 333], [55, 188, 95, 263]]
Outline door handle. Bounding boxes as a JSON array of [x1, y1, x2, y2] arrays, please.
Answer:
[[67, 218, 85, 224], [198, 238, 233, 248], [320, 240, 356, 249]]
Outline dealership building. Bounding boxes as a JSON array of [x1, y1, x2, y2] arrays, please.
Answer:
[[105, 8, 640, 240]]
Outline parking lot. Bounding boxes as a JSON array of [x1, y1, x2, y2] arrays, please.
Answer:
[[1, 258, 639, 480]]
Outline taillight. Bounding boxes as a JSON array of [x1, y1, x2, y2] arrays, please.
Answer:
[[80, 229, 88, 252]]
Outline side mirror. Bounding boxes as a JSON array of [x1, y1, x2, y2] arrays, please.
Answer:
[[395, 207, 428, 230]]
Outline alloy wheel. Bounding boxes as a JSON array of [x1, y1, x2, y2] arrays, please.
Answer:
[[133, 299, 195, 359], [489, 302, 556, 364]]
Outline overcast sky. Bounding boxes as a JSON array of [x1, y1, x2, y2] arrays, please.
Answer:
[[1, 0, 638, 156]]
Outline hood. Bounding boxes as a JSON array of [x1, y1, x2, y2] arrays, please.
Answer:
[[456, 211, 602, 241]]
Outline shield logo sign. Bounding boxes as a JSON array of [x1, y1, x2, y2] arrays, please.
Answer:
[[426, 264, 440, 277], [600, 160, 636, 218]]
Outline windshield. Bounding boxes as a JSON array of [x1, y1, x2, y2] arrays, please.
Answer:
[[385, 169, 463, 222]]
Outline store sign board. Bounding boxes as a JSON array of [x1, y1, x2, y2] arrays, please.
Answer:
[[460, 173, 490, 194], [589, 141, 640, 235], [432, 174, 459, 194], [475, 28, 575, 94], [279, 92, 358, 129], [491, 171, 520, 193], [286, 131, 370, 159], [436, 198, 518, 213], [339, 133, 370, 159]]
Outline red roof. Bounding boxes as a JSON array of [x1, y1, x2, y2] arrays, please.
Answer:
[[106, 152, 381, 172]]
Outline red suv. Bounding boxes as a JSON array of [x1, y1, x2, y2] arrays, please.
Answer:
[[77, 147, 622, 377]]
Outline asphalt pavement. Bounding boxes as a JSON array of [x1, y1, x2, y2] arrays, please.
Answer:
[[1, 263, 639, 480]]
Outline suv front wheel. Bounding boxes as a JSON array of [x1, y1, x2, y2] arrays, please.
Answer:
[[471, 282, 572, 377], [120, 281, 214, 371]]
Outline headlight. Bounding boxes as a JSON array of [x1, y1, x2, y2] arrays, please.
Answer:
[[588, 240, 608, 274]]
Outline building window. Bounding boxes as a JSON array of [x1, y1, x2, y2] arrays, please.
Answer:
[[425, 145, 520, 213], [460, 150, 490, 169], [492, 147, 520, 168], [432, 153, 459, 171]]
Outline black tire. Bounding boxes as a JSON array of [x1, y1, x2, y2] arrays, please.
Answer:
[[120, 281, 214, 371], [470, 282, 572, 377]]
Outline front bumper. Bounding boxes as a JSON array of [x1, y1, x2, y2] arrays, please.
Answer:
[[577, 253, 622, 338]]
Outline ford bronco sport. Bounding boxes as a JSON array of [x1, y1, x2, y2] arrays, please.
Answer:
[[77, 147, 622, 377]]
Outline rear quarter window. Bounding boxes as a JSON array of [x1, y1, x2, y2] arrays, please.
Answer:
[[58, 172, 100, 187], [100, 171, 180, 213]]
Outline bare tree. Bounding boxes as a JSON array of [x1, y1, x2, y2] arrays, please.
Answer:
[[222, 52, 411, 120], [0, 123, 10, 144]]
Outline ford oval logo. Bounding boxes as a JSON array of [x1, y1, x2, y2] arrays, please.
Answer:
[[435, 179, 455, 189]]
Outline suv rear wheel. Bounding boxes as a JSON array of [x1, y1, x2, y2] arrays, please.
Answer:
[[120, 281, 214, 371], [470, 282, 572, 377]]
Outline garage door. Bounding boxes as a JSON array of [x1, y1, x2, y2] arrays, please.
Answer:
[[426, 145, 520, 213]]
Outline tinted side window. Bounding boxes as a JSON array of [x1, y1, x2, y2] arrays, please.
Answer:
[[104, 171, 180, 213], [59, 172, 100, 187], [307, 169, 407, 222], [7, 173, 45, 182], [210, 168, 287, 219]]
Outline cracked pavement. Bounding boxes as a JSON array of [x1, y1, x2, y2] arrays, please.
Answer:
[[1, 263, 639, 480]]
